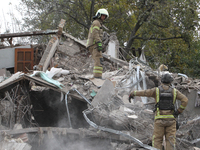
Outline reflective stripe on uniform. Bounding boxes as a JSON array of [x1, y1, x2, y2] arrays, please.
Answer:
[[93, 70, 103, 74], [94, 66, 103, 70], [93, 66, 103, 74], [173, 88, 176, 103], [90, 26, 100, 33], [155, 115, 174, 119], [180, 105, 186, 109], [156, 88, 159, 103], [134, 91, 137, 96], [152, 135, 155, 147], [156, 88, 160, 117]]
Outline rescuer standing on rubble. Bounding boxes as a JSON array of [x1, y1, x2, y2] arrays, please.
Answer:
[[129, 73, 188, 150], [86, 8, 109, 79]]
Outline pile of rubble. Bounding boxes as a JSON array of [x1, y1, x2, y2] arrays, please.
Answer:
[[0, 19, 200, 150]]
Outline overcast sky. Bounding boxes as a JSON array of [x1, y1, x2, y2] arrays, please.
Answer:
[[0, 0, 21, 34]]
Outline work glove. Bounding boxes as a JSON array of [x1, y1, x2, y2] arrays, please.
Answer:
[[96, 41, 103, 52], [129, 94, 134, 103], [173, 110, 180, 118]]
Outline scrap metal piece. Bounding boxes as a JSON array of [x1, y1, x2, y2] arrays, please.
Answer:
[[65, 92, 72, 128], [83, 109, 158, 150]]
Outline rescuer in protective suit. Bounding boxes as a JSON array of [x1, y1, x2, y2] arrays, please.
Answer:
[[86, 8, 109, 78], [129, 73, 188, 150]]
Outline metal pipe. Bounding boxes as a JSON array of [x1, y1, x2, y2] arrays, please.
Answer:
[[65, 92, 72, 128], [83, 109, 159, 150], [72, 88, 92, 105]]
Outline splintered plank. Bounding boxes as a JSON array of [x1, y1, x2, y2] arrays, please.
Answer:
[[38, 19, 66, 71], [57, 19, 66, 38], [38, 35, 59, 71]]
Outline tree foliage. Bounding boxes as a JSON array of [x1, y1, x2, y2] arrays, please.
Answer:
[[19, 0, 200, 77]]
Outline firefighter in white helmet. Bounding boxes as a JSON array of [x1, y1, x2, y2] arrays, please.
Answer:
[[86, 8, 109, 79]]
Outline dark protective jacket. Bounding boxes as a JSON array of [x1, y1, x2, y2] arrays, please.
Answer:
[[86, 19, 103, 48], [130, 83, 188, 120]]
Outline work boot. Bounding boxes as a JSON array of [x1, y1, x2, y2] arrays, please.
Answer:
[[93, 72, 102, 79]]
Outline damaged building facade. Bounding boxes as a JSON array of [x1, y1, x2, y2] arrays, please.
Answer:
[[0, 19, 200, 150]]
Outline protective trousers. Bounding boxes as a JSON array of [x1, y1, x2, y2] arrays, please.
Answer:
[[152, 119, 176, 150], [88, 44, 103, 78]]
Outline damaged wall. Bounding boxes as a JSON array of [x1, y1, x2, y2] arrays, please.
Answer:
[[0, 45, 31, 70]]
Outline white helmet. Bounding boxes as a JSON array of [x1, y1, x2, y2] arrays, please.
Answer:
[[161, 73, 174, 84], [93, 8, 109, 19]]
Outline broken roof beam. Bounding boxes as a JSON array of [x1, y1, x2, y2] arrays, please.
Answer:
[[38, 35, 59, 71], [57, 19, 66, 38], [62, 31, 87, 47], [102, 53, 129, 67], [38, 19, 66, 71], [0, 30, 58, 39]]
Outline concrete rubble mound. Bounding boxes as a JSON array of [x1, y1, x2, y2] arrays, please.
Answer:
[[0, 20, 200, 150]]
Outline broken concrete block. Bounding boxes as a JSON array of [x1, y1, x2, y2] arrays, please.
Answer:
[[91, 79, 115, 107], [58, 40, 80, 56], [122, 94, 129, 104], [109, 109, 129, 130], [90, 78, 105, 87], [92, 108, 110, 126], [134, 101, 144, 108]]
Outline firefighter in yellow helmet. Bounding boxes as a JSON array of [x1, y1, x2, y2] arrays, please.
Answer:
[[129, 73, 188, 150], [86, 8, 109, 79]]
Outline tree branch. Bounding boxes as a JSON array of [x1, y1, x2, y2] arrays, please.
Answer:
[[60, 11, 89, 29], [134, 36, 183, 40]]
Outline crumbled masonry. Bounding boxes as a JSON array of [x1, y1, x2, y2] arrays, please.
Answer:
[[0, 20, 200, 149]]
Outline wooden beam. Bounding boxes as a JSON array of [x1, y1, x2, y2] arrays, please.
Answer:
[[102, 53, 129, 67], [39, 35, 59, 71], [0, 30, 58, 39], [38, 19, 66, 71], [57, 19, 66, 38]]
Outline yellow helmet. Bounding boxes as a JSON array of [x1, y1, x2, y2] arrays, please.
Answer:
[[93, 8, 109, 19]]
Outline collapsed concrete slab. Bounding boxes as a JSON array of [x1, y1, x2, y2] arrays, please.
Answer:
[[1, 22, 200, 149], [91, 79, 115, 107]]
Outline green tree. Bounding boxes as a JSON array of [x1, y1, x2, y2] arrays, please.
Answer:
[[19, 0, 200, 77]]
